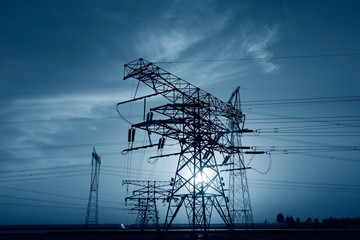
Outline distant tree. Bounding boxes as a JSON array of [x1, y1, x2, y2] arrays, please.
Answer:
[[289, 216, 295, 225], [306, 217, 312, 225], [285, 216, 295, 225], [322, 217, 360, 227], [277, 213, 284, 223], [314, 218, 320, 226], [295, 217, 301, 224], [285, 216, 290, 224]]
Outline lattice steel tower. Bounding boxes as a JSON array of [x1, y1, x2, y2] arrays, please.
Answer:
[[85, 147, 101, 225], [117, 58, 257, 232], [227, 87, 254, 227], [122, 180, 170, 231]]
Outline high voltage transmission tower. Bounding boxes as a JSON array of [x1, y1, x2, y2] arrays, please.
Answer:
[[122, 180, 170, 231], [117, 58, 261, 232], [225, 87, 254, 227], [85, 147, 101, 225]]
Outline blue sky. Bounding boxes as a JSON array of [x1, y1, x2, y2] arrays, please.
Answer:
[[0, 0, 360, 225]]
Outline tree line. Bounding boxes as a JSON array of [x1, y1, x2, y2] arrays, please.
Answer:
[[276, 213, 360, 227]]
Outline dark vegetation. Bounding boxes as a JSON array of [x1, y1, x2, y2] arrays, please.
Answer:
[[276, 213, 360, 228]]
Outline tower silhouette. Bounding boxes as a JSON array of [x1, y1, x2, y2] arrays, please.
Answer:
[[85, 147, 101, 225], [123, 180, 169, 231], [227, 87, 253, 228], [118, 58, 259, 233]]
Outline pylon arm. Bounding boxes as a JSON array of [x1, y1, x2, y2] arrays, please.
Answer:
[[221, 167, 252, 172], [245, 151, 265, 154], [116, 90, 173, 106], [149, 152, 182, 159], [123, 58, 243, 120], [132, 118, 187, 127], [122, 143, 158, 153]]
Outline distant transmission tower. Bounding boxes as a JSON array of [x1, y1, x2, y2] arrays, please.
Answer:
[[226, 87, 254, 228], [85, 147, 101, 225], [122, 180, 169, 231], [117, 58, 259, 233]]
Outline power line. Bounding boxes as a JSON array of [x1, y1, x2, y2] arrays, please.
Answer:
[[249, 134, 360, 137], [0, 163, 88, 174], [0, 96, 358, 125], [0, 185, 122, 206], [248, 115, 360, 120], [250, 178, 360, 189], [0, 166, 173, 184], [0, 193, 87, 207], [248, 179, 360, 193], [0, 141, 125, 152], [0, 151, 125, 162], [155, 53, 360, 64], [250, 184, 360, 194], [0, 202, 124, 211], [278, 152, 360, 164], [2, 114, 360, 126], [0, 202, 88, 210], [0, 116, 119, 125], [247, 110, 360, 129], [243, 95, 360, 104], [0, 157, 173, 177]]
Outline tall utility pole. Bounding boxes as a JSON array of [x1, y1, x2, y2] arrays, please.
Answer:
[[122, 180, 170, 231], [85, 147, 101, 225], [117, 58, 256, 233], [227, 87, 254, 228]]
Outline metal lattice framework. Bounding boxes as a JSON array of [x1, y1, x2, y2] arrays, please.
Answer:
[[85, 147, 101, 225], [118, 58, 256, 232], [227, 87, 254, 228], [123, 180, 170, 231]]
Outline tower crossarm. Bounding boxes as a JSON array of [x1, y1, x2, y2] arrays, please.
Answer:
[[122, 180, 170, 188], [123, 58, 243, 121]]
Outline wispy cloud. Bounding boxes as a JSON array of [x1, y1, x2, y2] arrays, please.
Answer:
[[241, 23, 281, 73], [135, 1, 230, 61], [156, 21, 281, 89], [136, 30, 203, 61], [133, 2, 281, 89], [1, 92, 127, 154]]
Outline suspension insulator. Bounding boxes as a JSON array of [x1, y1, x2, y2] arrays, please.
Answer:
[[131, 128, 135, 142], [128, 129, 131, 142], [146, 112, 153, 122], [128, 128, 136, 142], [204, 150, 210, 159], [158, 138, 161, 149], [160, 137, 165, 149], [222, 155, 231, 164], [158, 137, 165, 149]]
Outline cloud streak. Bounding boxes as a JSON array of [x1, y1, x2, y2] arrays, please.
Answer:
[[132, 2, 281, 91], [241, 23, 281, 73], [0, 92, 127, 160]]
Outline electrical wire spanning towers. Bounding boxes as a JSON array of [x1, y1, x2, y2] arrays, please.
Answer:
[[85, 147, 101, 225], [122, 180, 170, 231], [117, 58, 262, 232]]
